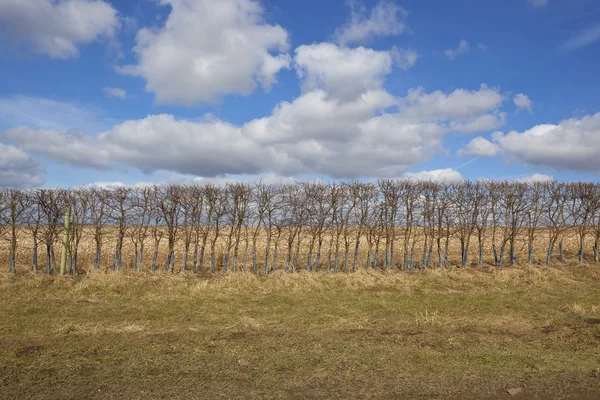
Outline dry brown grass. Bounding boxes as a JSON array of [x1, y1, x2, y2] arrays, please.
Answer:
[[0, 227, 595, 273], [1, 265, 599, 399]]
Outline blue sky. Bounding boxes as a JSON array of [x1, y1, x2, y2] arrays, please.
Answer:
[[1, 0, 600, 188]]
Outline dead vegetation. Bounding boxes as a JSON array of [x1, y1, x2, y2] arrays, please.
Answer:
[[1, 265, 599, 399], [1, 181, 600, 276]]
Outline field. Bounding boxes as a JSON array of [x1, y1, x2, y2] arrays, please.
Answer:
[[0, 226, 595, 275], [1, 265, 600, 399]]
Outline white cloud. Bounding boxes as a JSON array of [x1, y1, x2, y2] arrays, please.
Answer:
[[528, 0, 548, 8], [444, 39, 470, 60], [1, 84, 503, 179], [399, 84, 506, 132], [514, 173, 553, 183], [2, 126, 110, 169], [294, 43, 396, 101], [103, 87, 127, 99], [120, 0, 290, 105], [402, 168, 464, 183], [0, 143, 44, 188], [391, 47, 419, 71], [458, 137, 499, 157], [449, 113, 507, 134], [514, 93, 533, 113], [490, 112, 600, 172], [0, 0, 119, 58], [334, 0, 409, 46], [559, 26, 600, 52]]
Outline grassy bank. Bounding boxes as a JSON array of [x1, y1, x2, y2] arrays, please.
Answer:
[[1, 265, 599, 399]]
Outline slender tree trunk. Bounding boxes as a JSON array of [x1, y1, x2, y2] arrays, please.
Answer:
[[199, 245, 205, 274], [313, 251, 320, 272], [192, 246, 198, 273], [50, 246, 57, 274], [373, 248, 379, 270], [73, 246, 78, 275], [546, 241, 553, 265], [528, 242, 533, 265], [327, 249, 332, 273], [9, 253, 15, 274], [152, 250, 158, 272], [344, 250, 349, 273], [352, 238, 360, 272], [31, 240, 38, 272], [334, 251, 339, 273], [493, 244, 498, 267], [559, 241, 564, 264], [365, 249, 371, 271]]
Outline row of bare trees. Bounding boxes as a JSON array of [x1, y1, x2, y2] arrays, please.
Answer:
[[1, 180, 600, 274]]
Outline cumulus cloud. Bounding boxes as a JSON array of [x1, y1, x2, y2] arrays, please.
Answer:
[[294, 43, 396, 102], [103, 87, 128, 99], [513, 93, 533, 112], [119, 0, 290, 105], [334, 0, 409, 46], [489, 112, 600, 172], [1, 82, 505, 179], [0, 0, 119, 58], [444, 39, 470, 60], [2, 126, 110, 169], [399, 84, 506, 133], [402, 169, 464, 183], [514, 173, 553, 183], [0, 143, 44, 188], [457, 137, 499, 157]]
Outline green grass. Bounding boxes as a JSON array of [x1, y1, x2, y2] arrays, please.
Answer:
[[1, 265, 600, 399]]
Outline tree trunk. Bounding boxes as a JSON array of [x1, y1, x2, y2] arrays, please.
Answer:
[[31, 240, 38, 272], [546, 241, 553, 265], [152, 251, 158, 272], [344, 250, 349, 273], [559, 242, 564, 264], [199, 246, 205, 274]]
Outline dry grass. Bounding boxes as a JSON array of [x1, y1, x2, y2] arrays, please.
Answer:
[[0, 227, 596, 274], [1, 265, 600, 399]]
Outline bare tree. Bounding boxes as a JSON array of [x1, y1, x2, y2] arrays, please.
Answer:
[[68, 189, 91, 274], [36, 189, 66, 274], [89, 189, 109, 271], [128, 186, 152, 271], [1, 189, 30, 273], [568, 183, 596, 264], [157, 185, 182, 272], [543, 182, 569, 265]]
